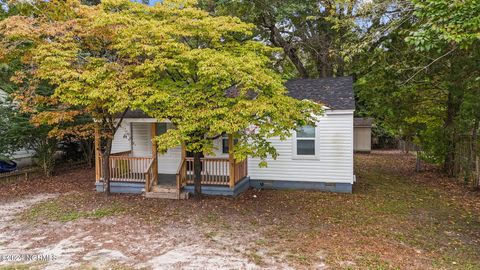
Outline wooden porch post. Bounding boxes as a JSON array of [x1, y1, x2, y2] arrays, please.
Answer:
[[181, 142, 186, 160], [150, 123, 158, 186], [228, 134, 235, 189], [94, 124, 101, 182], [181, 142, 187, 178], [179, 142, 187, 190]]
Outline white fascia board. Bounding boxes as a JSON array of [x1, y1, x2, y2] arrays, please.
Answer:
[[324, 109, 355, 115], [116, 118, 172, 123]]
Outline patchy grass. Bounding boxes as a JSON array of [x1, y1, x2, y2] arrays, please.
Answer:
[[2, 151, 480, 269], [248, 251, 264, 265], [0, 265, 31, 270], [0, 262, 46, 270], [286, 251, 311, 265], [22, 194, 125, 223]]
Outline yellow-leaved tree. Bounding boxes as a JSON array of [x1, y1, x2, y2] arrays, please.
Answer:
[[1, 0, 322, 196]]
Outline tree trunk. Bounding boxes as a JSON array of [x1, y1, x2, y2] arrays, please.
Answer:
[[336, 56, 345, 77], [80, 139, 94, 168], [405, 137, 411, 154], [317, 49, 330, 78], [100, 110, 128, 195], [476, 155, 480, 190], [320, 62, 328, 78], [265, 22, 309, 78], [472, 118, 479, 187], [443, 91, 461, 176], [472, 119, 478, 169], [416, 150, 421, 172], [102, 137, 113, 195], [286, 46, 309, 78], [193, 152, 202, 197]]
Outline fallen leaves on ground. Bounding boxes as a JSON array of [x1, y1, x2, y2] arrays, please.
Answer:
[[0, 151, 479, 269]]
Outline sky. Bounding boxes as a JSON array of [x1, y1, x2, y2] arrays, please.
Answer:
[[132, 0, 163, 5]]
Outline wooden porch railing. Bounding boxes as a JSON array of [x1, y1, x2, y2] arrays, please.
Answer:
[[98, 152, 247, 191], [145, 158, 156, 192], [176, 157, 248, 188], [234, 158, 248, 184], [185, 157, 230, 185], [112, 150, 132, 156], [99, 155, 153, 183]]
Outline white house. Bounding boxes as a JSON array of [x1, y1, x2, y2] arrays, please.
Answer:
[[95, 77, 355, 198]]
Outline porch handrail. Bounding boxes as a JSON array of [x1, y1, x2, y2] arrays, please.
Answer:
[[111, 150, 132, 156], [185, 157, 230, 161], [176, 158, 187, 192], [144, 158, 156, 192]]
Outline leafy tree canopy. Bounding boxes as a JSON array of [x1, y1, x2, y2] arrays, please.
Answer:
[[1, 0, 321, 194], [407, 0, 480, 51]]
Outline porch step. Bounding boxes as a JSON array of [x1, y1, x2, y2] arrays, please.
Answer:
[[145, 185, 189, 199], [145, 191, 189, 199], [151, 185, 178, 193]]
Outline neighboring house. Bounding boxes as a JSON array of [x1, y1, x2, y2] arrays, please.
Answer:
[[354, 118, 373, 153], [10, 149, 35, 168], [0, 89, 35, 168], [95, 77, 356, 198]]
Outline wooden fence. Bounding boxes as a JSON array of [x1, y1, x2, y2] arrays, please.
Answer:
[[0, 168, 42, 184]]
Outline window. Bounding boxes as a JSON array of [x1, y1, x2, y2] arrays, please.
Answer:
[[222, 135, 229, 154], [295, 125, 316, 156], [156, 123, 173, 136], [222, 134, 238, 154], [156, 123, 167, 135]]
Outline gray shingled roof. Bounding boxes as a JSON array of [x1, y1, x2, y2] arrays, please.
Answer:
[[122, 77, 354, 118], [285, 77, 354, 110], [122, 109, 149, 118], [354, 117, 374, 127]]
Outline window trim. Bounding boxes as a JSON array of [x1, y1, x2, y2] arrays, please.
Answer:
[[221, 134, 229, 154], [221, 134, 238, 154], [292, 124, 319, 160]]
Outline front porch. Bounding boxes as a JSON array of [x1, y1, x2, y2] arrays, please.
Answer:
[[94, 123, 249, 198]]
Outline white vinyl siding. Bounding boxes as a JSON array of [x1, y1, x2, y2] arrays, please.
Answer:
[[130, 122, 182, 174], [111, 120, 132, 154], [130, 122, 150, 157], [248, 110, 354, 184], [113, 109, 354, 184]]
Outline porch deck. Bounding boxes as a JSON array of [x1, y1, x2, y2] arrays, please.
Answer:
[[96, 152, 248, 196], [94, 125, 248, 197]]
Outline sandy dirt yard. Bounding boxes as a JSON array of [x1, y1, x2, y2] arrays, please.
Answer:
[[0, 194, 290, 270], [0, 151, 479, 269]]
